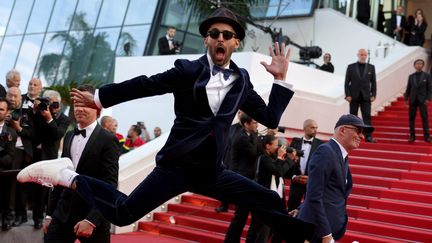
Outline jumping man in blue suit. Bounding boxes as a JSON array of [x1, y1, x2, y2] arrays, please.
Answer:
[[18, 7, 314, 242]]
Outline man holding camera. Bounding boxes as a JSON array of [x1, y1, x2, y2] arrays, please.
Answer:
[[158, 26, 181, 55], [0, 97, 17, 231], [6, 86, 37, 227], [287, 119, 324, 211]]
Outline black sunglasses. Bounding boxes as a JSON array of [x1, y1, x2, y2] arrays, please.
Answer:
[[344, 126, 364, 135], [207, 29, 236, 40]]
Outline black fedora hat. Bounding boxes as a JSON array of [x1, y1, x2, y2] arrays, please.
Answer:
[[199, 7, 245, 40]]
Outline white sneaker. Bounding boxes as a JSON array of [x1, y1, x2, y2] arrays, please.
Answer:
[[17, 158, 75, 188]]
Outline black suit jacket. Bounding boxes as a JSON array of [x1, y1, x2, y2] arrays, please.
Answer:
[[48, 124, 119, 228], [390, 14, 406, 33], [97, 55, 293, 167], [404, 71, 432, 104], [0, 84, 6, 98], [289, 137, 324, 177], [345, 62, 377, 100], [228, 129, 258, 179], [298, 139, 352, 240], [0, 125, 17, 170], [37, 112, 71, 160], [255, 154, 295, 190], [158, 37, 176, 55]]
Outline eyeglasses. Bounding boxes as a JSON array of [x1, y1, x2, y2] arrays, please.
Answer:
[[344, 126, 364, 135], [207, 29, 236, 40]]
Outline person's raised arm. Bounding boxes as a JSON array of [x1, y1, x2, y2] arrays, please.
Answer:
[[260, 42, 291, 81]]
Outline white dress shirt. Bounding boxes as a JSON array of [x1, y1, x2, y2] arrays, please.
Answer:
[[70, 121, 97, 168], [299, 138, 313, 175]]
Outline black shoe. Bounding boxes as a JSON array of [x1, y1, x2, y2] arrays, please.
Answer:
[[425, 137, 431, 143], [214, 205, 228, 213], [408, 135, 415, 143], [34, 219, 43, 229], [2, 223, 12, 231], [365, 136, 377, 143]]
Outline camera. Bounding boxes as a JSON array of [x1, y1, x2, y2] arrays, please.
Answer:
[[11, 109, 21, 121], [173, 41, 182, 53], [285, 147, 304, 157], [37, 97, 51, 111]]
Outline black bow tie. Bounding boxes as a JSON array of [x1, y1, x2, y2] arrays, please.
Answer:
[[74, 128, 86, 138], [212, 65, 233, 81], [303, 140, 312, 145]]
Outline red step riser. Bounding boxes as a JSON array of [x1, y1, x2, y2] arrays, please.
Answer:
[[350, 158, 432, 172], [351, 186, 432, 204], [352, 175, 432, 193], [347, 207, 432, 230], [347, 220, 432, 242], [348, 195, 432, 217]]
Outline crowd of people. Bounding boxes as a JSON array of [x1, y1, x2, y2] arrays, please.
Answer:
[[0, 69, 162, 235], [1, 4, 431, 243]]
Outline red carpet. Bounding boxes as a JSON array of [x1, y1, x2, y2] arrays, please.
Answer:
[[115, 96, 432, 242]]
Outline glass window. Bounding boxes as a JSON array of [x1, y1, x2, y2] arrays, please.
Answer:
[[87, 28, 121, 84], [0, 1, 13, 36], [36, 33, 66, 85], [117, 25, 150, 56], [73, 0, 103, 30], [0, 36, 23, 87], [180, 33, 206, 55], [124, 0, 158, 25], [27, 0, 55, 34], [15, 34, 44, 87], [96, 0, 128, 28], [5, 0, 33, 35], [48, 0, 78, 32], [160, 0, 190, 30]]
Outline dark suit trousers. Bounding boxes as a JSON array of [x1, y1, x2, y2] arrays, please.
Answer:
[[349, 96, 372, 135], [74, 165, 314, 242], [45, 216, 110, 243], [224, 205, 249, 243], [287, 183, 306, 211], [409, 100, 430, 137]]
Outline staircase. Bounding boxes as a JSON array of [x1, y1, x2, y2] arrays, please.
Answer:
[[132, 96, 432, 243]]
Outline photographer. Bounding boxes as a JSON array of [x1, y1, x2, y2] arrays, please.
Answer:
[[287, 119, 324, 212], [136, 121, 151, 142], [247, 134, 298, 243], [158, 26, 181, 55], [35, 90, 71, 160], [0, 97, 17, 231], [6, 87, 36, 227]]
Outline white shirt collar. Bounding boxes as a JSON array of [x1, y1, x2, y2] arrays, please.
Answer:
[[78, 120, 98, 133], [331, 138, 348, 160]]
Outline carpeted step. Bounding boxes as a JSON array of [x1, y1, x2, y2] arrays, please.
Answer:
[[138, 221, 225, 243], [348, 194, 432, 217], [351, 184, 432, 204], [347, 207, 432, 231], [341, 230, 409, 243], [352, 174, 432, 193], [350, 164, 432, 181], [347, 219, 432, 242], [349, 156, 432, 172]]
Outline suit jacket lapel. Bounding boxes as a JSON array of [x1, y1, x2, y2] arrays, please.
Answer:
[[63, 132, 74, 158], [329, 140, 347, 191], [195, 56, 214, 116], [217, 64, 245, 116]]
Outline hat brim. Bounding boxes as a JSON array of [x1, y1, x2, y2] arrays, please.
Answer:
[[199, 17, 245, 40]]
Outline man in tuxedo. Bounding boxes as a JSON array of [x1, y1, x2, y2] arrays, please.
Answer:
[[287, 119, 324, 211], [0, 97, 17, 231], [18, 7, 315, 242], [158, 26, 180, 55], [298, 114, 372, 243], [6, 86, 36, 227], [404, 59, 432, 143], [224, 113, 258, 242], [345, 48, 377, 142], [43, 85, 119, 243], [390, 6, 406, 41]]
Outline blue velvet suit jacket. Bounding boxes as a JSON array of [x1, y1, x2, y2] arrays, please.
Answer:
[[98, 55, 293, 166], [298, 139, 353, 241]]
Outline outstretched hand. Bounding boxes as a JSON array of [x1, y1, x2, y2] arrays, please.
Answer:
[[261, 42, 291, 81], [70, 88, 99, 109]]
